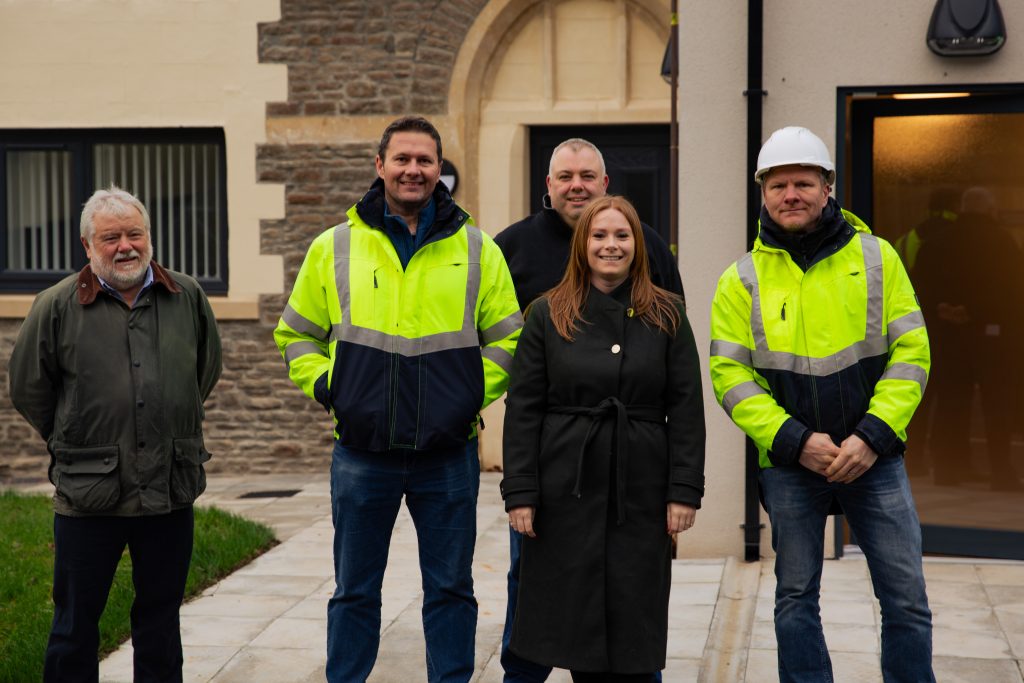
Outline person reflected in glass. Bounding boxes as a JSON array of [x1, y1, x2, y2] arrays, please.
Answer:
[[917, 186, 1024, 490], [500, 196, 706, 682], [896, 186, 959, 479]]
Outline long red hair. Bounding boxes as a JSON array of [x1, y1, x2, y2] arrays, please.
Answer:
[[545, 195, 682, 341]]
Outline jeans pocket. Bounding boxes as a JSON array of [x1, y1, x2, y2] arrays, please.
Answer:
[[170, 437, 212, 504], [52, 444, 121, 513]]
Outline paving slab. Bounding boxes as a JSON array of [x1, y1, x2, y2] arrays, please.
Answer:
[[87, 473, 1024, 682]]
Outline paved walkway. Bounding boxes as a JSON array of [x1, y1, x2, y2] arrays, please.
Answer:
[[93, 473, 1024, 682]]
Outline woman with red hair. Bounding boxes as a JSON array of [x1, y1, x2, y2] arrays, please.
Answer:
[[501, 195, 706, 681]]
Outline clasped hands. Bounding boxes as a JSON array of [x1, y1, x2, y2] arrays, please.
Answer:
[[799, 432, 878, 483]]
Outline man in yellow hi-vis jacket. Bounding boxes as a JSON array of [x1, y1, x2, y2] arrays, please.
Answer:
[[710, 127, 935, 683], [275, 116, 522, 683]]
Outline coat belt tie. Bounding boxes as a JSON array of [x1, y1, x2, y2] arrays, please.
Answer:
[[549, 398, 663, 525]]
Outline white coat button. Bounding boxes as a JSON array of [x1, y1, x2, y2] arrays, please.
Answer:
[[611, 344, 621, 354]]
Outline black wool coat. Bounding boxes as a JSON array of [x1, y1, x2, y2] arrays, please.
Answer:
[[501, 282, 706, 674]]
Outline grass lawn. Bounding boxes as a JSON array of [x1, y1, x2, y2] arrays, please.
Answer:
[[0, 490, 277, 682]]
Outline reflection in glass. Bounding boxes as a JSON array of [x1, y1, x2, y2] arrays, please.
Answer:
[[873, 114, 1024, 533]]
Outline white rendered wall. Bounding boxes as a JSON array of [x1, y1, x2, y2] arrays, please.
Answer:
[[0, 0, 288, 318]]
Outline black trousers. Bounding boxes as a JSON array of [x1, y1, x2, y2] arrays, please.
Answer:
[[44, 507, 194, 683]]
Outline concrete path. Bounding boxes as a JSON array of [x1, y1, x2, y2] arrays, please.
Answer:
[[94, 473, 1024, 682]]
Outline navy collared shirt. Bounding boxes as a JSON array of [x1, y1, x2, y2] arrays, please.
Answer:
[[383, 199, 436, 269]]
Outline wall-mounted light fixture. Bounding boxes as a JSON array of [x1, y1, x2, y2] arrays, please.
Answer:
[[927, 0, 1006, 57]]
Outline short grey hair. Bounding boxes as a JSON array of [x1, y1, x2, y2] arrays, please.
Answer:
[[80, 186, 151, 241], [548, 138, 607, 177]]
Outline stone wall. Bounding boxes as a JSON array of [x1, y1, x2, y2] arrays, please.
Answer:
[[258, 0, 490, 116]]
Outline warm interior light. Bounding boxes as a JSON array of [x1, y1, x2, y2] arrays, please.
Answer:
[[892, 92, 972, 100]]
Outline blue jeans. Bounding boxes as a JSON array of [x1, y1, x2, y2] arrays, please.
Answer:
[[760, 456, 935, 683], [501, 530, 662, 683], [327, 440, 480, 683]]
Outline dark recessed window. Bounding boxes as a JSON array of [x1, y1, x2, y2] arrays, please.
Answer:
[[0, 128, 228, 294]]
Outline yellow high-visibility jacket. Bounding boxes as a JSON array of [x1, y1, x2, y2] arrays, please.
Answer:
[[274, 181, 522, 451], [710, 207, 930, 468]]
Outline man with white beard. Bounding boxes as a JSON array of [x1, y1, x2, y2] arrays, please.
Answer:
[[9, 186, 222, 683]]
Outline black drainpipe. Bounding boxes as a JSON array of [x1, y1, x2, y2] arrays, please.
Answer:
[[742, 0, 766, 563]]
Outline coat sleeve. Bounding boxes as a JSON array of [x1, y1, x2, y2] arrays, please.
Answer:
[[709, 263, 810, 466], [664, 306, 706, 507], [477, 235, 523, 410], [194, 286, 222, 403], [274, 231, 335, 409], [8, 292, 62, 440], [500, 300, 548, 511], [855, 240, 930, 457]]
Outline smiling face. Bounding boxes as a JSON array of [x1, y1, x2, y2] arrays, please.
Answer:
[[761, 164, 830, 233], [546, 145, 610, 227], [587, 208, 635, 293], [82, 208, 153, 293], [375, 131, 441, 216]]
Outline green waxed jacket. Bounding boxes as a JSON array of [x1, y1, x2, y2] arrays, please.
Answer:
[[9, 262, 222, 516], [710, 208, 930, 469]]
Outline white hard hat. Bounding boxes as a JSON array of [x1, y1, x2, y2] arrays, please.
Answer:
[[755, 126, 835, 186]]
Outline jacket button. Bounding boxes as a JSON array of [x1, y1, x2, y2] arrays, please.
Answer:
[[611, 344, 621, 354], [137, 400, 145, 408]]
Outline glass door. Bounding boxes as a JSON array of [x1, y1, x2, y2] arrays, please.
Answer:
[[843, 88, 1024, 559]]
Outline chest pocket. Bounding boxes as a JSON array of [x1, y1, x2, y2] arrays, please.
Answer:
[[818, 268, 871, 350], [412, 261, 470, 333], [347, 257, 395, 328], [759, 285, 795, 352]]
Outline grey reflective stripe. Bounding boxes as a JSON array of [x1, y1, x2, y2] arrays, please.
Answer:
[[751, 336, 888, 377], [482, 345, 514, 373], [334, 324, 479, 356], [480, 311, 523, 345], [722, 380, 768, 417], [284, 340, 327, 367], [463, 227, 483, 334], [880, 362, 928, 391], [736, 254, 767, 348], [861, 234, 884, 336], [710, 339, 753, 366], [282, 304, 329, 342], [334, 223, 353, 330], [330, 222, 486, 357], [888, 310, 925, 340]]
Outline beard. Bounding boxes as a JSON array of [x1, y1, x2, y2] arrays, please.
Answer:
[[91, 245, 153, 291]]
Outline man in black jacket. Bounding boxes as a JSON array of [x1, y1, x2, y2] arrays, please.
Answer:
[[494, 138, 682, 682]]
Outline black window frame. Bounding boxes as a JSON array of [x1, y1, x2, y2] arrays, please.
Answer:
[[0, 127, 228, 294]]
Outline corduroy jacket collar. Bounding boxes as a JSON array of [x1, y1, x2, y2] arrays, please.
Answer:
[[76, 260, 181, 305]]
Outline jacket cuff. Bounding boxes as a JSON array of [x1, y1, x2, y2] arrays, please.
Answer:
[[313, 372, 331, 413], [769, 418, 811, 467], [500, 474, 539, 511], [668, 466, 704, 508], [854, 413, 904, 458]]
